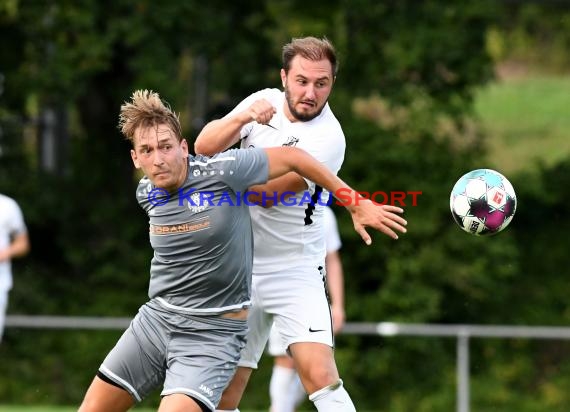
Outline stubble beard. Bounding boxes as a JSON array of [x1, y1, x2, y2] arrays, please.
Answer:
[[284, 86, 326, 122]]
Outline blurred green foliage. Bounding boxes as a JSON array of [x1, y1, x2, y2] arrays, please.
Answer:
[[1, 0, 569, 410]]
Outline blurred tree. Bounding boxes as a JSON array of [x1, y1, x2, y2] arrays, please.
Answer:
[[488, 1, 570, 74]]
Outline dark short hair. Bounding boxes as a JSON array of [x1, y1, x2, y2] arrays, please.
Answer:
[[282, 36, 338, 77]]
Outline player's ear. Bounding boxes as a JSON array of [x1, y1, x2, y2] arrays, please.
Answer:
[[280, 69, 286, 88], [180, 138, 189, 157], [131, 150, 141, 169]]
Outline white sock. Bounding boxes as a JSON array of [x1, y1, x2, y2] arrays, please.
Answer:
[[270, 365, 298, 412], [309, 379, 356, 412]]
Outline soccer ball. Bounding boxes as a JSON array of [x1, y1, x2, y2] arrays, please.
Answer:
[[450, 169, 517, 236]]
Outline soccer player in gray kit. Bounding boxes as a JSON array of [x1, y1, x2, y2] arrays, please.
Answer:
[[78, 89, 407, 412]]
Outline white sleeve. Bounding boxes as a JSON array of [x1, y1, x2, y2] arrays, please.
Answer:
[[8, 199, 27, 235]]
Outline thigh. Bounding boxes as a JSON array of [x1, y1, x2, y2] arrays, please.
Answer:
[[78, 375, 135, 412], [289, 342, 339, 394], [217, 366, 253, 410], [158, 393, 207, 412], [163, 315, 248, 411]]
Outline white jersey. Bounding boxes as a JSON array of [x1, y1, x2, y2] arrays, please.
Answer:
[[0, 194, 27, 292], [229, 88, 346, 274]]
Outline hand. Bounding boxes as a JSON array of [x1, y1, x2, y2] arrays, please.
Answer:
[[246, 99, 277, 125], [348, 199, 407, 244]]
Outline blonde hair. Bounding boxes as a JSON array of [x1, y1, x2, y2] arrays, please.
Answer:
[[282, 36, 338, 76], [118, 89, 182, 145]]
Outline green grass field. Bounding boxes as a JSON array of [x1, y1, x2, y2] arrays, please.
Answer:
[[474, 75, 570, 174]]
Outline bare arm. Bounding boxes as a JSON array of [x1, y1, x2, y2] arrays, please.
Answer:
[[325, 250, 345, 334], [0, 232, 30, 263], [194, 99, 277, 156], [248, 173, 307, 208], [265, 146, 407, 242]]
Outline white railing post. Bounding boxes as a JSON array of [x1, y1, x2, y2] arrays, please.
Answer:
[[457, 333, 470, 412]]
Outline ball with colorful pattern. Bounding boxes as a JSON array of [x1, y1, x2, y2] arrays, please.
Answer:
[[450, 169, 517, 236]]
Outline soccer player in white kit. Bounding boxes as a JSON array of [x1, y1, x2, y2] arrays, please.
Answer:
[[0, 193, 30, 343], [195, 36, 405, 412], [267, 206, 345, 412]]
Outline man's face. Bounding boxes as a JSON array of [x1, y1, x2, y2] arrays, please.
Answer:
[[281, 55, 334, 122], [130, 124, 189, 192]]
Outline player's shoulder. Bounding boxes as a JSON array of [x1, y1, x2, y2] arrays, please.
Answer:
[[195, 148, 265, 166], [252, 87, 282, 97], [0, 193, 15, 203], [0, 193, 20, 211], [318, 104, 344, 130], [302, 107, 346, 146], [247, 88, 283, 103], [135, 176, 153, 200], [208, 148, 244, 161]]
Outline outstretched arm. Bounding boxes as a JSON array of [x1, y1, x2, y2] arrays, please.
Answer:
[[194, 99, 276, 156], [264, 146, 407, 242]]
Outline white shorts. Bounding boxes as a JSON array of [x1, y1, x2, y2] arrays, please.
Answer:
[[239, 265, 333, 369], [267, 322, 287, 357]]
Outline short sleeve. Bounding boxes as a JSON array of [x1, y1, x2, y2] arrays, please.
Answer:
[[214, 148, 269, 192], [7, 199, 27, 235]]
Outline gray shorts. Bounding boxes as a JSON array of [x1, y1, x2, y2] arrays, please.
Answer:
[[99, 299, 247, 411]]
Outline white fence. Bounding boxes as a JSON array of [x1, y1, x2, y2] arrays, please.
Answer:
[[8, 315, 570, 412]]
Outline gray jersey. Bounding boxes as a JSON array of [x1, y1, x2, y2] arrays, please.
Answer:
[[135, 148, 269, 315]]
